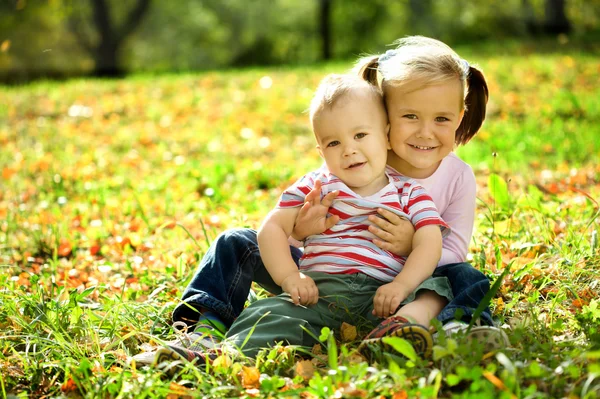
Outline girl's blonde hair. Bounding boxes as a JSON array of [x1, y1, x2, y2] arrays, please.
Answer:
[[355, 36, 488, 146]]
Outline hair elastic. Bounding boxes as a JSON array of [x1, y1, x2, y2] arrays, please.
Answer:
[[379, 49, 397, 64]]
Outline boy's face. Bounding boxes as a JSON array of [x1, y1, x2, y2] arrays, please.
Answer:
[[313, 91, 391, 196], [385, 79, 465, 179]]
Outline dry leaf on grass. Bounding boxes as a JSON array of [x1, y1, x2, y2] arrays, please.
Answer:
[[340, 322, 357, 342], [295, 359, 315, 380], [241, 366, 261, 389]]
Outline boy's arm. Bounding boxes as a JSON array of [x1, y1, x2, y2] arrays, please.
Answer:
[[372, 225, 442, 317], [258, 207, 319, 305]]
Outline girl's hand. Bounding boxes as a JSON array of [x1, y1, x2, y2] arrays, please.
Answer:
[[291, 179, 339, 241], [372, 281, 410, 318], [368, 208, 414, 256], [281, 272, 319, 306]]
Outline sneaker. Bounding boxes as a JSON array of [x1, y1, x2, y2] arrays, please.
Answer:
[[360, 315, 433, 358], [152, 345, 221, 377], [132, 321, 221, 365], [436, 321, 510, 352]]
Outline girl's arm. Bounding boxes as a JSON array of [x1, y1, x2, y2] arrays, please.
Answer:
[[258, 208, 319, 305], [438, 170, 476, 265]]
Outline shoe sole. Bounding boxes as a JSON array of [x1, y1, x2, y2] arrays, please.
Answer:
[[153, 347, 186, 377], [467, 326, 510, 352], [360, 323, 433, 358]]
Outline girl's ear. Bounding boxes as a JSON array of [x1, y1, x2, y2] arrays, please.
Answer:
[[385, 123, 392, 150]]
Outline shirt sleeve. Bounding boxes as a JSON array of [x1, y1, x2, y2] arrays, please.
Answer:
[[437, 167, 476, 266], [405, 182, 450, 236], [277, 172, 317, 209]]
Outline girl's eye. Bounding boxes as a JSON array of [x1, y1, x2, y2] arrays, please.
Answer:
[[435, 117, 450, 122], [355, 133, 367, 139], [403, 114, 417, 120], [327, 141, 340, 147]]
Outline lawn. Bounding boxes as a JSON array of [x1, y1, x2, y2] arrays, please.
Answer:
[[1, 43, 599, 398]]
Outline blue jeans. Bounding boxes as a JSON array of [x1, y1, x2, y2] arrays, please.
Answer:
[[172, 228, 493, 328]]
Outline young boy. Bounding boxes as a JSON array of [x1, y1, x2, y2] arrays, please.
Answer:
[[222, 74, 453, 358]]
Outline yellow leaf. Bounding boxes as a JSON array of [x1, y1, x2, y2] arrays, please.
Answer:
[[340, 322, 357, 342], [240, 366, 260, 389], [212, 354, 231, 368]]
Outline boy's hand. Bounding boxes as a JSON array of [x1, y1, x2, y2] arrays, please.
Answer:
[[291, 179, 339, 241], [281, 272, 319, 306], [368, 208, 414, 256], [372, 281, 410, 318]]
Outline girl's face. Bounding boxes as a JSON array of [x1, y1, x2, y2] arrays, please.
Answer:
[[385, 80, 464, 179]]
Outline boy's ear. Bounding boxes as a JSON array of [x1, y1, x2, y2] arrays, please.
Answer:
[[385, 123, 392, 150], [316, 145, 324, 159]]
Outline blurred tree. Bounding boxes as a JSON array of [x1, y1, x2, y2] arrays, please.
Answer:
[[319, 0, 332, 60], [69, 0, 152, 76], [544, 0, 571, 34]]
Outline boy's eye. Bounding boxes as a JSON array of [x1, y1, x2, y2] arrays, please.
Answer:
[[403, 114, 417, 120], [355, 133, 367, 139], [327, 140, 340, 147], [435, 116, 450, 122]]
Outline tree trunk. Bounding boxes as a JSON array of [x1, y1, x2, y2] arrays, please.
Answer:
[[70, 0, 151, 76], [544, 0, 571, 34], [319, 0, 332, 60]]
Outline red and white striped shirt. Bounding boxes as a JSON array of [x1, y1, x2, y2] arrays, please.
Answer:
[[277, 165, 449, 282]]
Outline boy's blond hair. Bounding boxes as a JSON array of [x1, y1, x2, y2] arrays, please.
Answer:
[[309, 74, 384, 124]]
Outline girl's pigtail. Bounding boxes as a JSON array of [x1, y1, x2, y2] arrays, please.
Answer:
[[355, 55, 380, 86], [455, 66, 489, 146]]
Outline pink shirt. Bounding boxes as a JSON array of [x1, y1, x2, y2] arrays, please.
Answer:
[[413, 152, 476, 266]]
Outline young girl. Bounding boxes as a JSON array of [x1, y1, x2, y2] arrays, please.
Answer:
[[135, 35, 508, 366]]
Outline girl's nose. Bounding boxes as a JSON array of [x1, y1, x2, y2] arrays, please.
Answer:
[[416, 122, 434, 139]]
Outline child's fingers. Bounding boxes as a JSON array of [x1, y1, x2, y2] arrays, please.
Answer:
[[377, 208, 406, 224], [290, 287, 300, 305], [305, 180, 322, 206], [321, 190, 338, 208], [368, 214, 395, 233], [324, 215, 339, 230], [368, 224, 394, 243], [372, 238, 393, 251]]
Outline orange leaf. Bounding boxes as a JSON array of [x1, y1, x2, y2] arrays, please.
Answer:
[[166, 382, 193, 399], [391, 391, 408, 399], [483, 371, 516, 398], [241, 366, 261, 389], [90, 245, 100, 256], [2, 167, 15, 179], [57, 242, 72, 257], [61, 377, 77, 393], [0, 40, 9, 52], [295, 359, 315, 381]]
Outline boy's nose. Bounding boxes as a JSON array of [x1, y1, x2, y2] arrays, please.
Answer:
[[343, 144, 357, 156]]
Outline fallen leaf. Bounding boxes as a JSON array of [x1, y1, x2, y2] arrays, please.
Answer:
[[295, 359, 315, 380], [340, 322, 357, 342], [241, 366, 260, 389]]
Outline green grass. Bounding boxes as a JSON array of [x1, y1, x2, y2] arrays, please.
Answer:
[[1, 44, 599, 398]]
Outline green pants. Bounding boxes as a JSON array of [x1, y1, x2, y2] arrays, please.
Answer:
[[225, 272, 452, 357]]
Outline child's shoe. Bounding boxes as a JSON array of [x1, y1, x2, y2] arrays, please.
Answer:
[[435, 320, 510, 352], [360, 315, 433, 358], [132, 321, 222, 366]]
